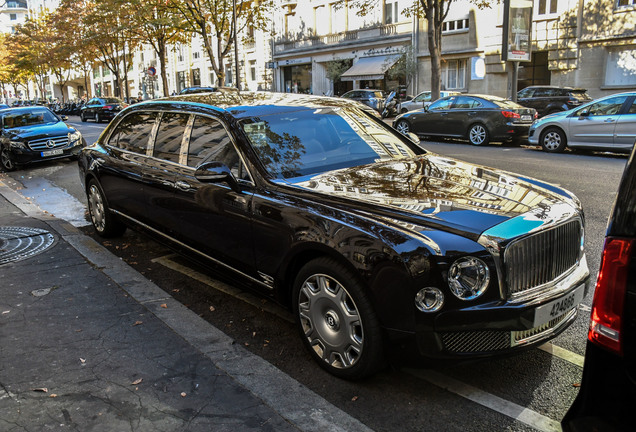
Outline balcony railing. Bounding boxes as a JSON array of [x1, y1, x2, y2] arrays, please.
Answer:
[[274, 22, 411, 54]]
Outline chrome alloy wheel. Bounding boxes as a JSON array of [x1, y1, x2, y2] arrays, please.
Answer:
[[469, 124, 487, 145], [542, 130, 562, 151], [88, 184, 106, 232], [297, 273, 364, 369], [1, 147, 15, 171], [396, 120, 410, 135]]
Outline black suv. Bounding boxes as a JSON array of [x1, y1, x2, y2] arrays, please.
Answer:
[[562, 142, 636, 431], [517, 86, 592, 117]]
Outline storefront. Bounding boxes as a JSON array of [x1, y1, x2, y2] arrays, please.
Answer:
[[279, 58, 312, 94], [339, 51, 403, 92]]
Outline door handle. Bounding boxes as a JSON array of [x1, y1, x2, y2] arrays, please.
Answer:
[[175, 180, 191, 191], [604, 118, 616, 123]]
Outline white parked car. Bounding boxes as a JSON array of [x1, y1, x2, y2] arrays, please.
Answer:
[[397, 91, 461, 113]]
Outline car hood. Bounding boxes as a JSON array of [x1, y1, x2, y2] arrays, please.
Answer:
[[279, 153, 580, 240], [6, 121, 74, 140]]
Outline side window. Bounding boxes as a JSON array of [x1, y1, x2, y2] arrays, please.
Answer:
[[430, 97, 454, 111], [153, 112, 190, 163], [188, 115, 247, 180], [583, 96, 628, 116], [517, 88, 533, 98], [453, 96, 480, 109], [627, 100, 636, 114], [107, 112, 157, 154], [415, 92, 431, 102]]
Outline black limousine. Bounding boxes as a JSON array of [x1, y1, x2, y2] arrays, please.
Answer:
[[78, 91, 590, 379]]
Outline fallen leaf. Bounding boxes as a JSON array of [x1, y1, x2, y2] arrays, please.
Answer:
[[351, 396, 358, 401], [180, 392, 187, 397], [252, 332, 256, 338], [209, 306, 215, 312], [172, 289, 180, 293], [2, 311, 9, 315], [244, 342, 249, 346], [49, 394, 57, 398], [160, 304, 167, 309], [573, 383, 581, 387], [80, 358, 86, 364], [32, 388, 48, 393], [132, 378, 143, 385], [133, 321, 143, 326]]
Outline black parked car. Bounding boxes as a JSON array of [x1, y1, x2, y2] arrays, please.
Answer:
[[0, 107, 86, 171], [393, 94, 537, 146], [80, 97, 127, 123], [341, 89, 386, 113], [562, 142, 636, 431], [179, 86, 218, 95], [517, 86, 592, 117], [79, 91, 589, 379]]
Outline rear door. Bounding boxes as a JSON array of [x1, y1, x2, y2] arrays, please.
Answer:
[[567, 95, 629, 148], [613, 96, 636, 151], [423, 96, 458, 136]]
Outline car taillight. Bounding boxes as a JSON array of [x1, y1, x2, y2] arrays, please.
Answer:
[[103, 105, 113, 109], [534, 112, 538, 120], [588, 237, 634, 355], [501, 110, 520, 119]]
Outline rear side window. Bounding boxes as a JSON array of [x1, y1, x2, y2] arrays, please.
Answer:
[[154, 112, 190, 163], [108, 112, 157, 154], [453, 96, 481, 109]]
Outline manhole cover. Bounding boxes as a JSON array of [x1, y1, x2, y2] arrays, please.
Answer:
[[0, 226, 55, 265]]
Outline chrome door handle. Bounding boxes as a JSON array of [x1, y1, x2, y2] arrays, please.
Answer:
[[604, 118, 616, 123]]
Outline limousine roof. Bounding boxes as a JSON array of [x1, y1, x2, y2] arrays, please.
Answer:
[[137, 90, 375, 120]]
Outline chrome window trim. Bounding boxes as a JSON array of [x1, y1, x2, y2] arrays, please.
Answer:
[[111, 209, 273, 290]]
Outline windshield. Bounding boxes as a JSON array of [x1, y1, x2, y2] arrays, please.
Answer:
[[2, 109, 59, 128], [102, 98, 122, 104], [241, 107, 421, 180]]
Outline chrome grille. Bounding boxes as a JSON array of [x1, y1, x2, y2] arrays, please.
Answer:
[[504, 220, 582, 297], [28, 135, 69, 151]]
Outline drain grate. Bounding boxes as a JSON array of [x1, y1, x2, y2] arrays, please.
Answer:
[[0, 226, 55, 265]]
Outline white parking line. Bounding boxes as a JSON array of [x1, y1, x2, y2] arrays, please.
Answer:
[[538, 342, 585, 367], [151, 254, 294, 323], [406, 369, 562, 432]]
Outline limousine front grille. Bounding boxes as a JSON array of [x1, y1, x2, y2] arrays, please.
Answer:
[[28, 135, 69, 151], [504, 220, 582, 298]]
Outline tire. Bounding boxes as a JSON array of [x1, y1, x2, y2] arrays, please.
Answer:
[[1, 146, 16, 171], [80, 112, 86, 122], [395, 120, 410, 135], [468, 123, 489, 146], [87, 180, 126, 238], [400, 108, 408, 114], [540, 127, 567, 153], [95, 113, 101, 123], [293, 257, 385, 380]]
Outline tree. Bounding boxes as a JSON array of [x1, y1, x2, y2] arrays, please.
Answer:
[[13, 15, 53, 100], [167, 0, 273, 87], [125, 0, 188, 97]]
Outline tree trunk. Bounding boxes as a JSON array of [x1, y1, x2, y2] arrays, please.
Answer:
[[158, 39, 169, 97], [426, 9, 441, 101]]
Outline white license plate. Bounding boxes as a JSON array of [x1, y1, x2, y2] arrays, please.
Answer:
[[533, 284, 585, 327], [521, 115, 532, 122], [41, 149, 63, 157]]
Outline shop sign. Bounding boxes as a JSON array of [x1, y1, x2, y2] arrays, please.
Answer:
[[280, 57, 312, 66], [361, 47, 402, 57]]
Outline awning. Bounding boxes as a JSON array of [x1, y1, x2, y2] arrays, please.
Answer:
[[340, 55, 400, 81]]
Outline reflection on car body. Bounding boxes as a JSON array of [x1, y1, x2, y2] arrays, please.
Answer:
[[78, 91, 589, 379]]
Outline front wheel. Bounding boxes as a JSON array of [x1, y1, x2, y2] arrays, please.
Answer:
[[468, 123, 489, 146], [540, 127, 567, 153], [87, 180, 126, 238], [80, 112, 87, 122], [293, 257, 385, 380], [395, 120, 410, 135], [95, 113, 101, 123], [1, 146, 16, 171]]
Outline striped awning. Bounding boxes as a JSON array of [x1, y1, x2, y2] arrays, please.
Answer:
[[340, 55, 400, 81]]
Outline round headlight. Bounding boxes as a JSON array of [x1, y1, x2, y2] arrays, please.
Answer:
[[448, 257, 490, 300], [415, 287, 444, 313]]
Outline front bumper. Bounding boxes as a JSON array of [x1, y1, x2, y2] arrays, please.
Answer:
[[7, 140, 85, 166]]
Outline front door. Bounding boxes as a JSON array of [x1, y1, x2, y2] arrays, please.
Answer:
[[568, 95, 629, 148]]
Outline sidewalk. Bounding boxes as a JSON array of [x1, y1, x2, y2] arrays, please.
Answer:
[[0, 180, 372, 432]]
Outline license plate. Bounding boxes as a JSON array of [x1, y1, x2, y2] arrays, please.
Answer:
[[521, 115, 532, 122], [533, 284, 585, 327], [41, 149, 63, 157]]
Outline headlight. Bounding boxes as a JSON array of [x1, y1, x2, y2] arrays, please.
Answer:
[[9, 140, 26, 149], [69, 130, 82, 144], [448, 257, 490, 300]]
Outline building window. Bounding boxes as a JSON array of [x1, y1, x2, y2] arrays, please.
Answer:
[[10, 13, 17, 20], [192, 68, 201, 86], [617, 0, 636, 6], [605, 49, 636, 86], [177, 71, 187, 92], [536, 0, 558, 15], [442, 18, 470, 33], [193, 52, 200, 59], [250, 60, 256, 81], [384, 0, 406, 24], [443, 59, 466, 90]]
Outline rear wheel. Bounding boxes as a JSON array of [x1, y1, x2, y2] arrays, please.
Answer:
[[540, 127, 567, 153], [293, 257, 385, 380], [395, 120, 410, 135], [80, 112, 87, 122], [468, 123, 489, 146], [87, 180, 126, 238], [95, 113, 101, 123]]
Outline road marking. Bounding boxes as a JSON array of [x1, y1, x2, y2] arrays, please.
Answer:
[[151, 254, 294, 323], [538, 342, 585, 367], [406, 369, 562, 432]]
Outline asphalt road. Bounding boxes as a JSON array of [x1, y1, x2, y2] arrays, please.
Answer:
[[0, 116, 629, 432]]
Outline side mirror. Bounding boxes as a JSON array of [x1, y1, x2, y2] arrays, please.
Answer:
[[578, 109, 590, 118], [422, 104, 429, 112], [194, 161, 241, 193], [61, 115, 68, 121]]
